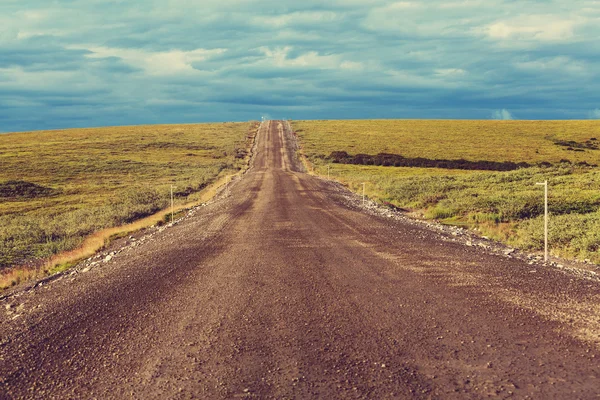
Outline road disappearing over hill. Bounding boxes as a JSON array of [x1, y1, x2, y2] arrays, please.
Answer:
[[1, 121, 599, 399]]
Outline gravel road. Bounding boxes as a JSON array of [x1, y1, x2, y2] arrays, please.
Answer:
[[1, 121, 599, 399]]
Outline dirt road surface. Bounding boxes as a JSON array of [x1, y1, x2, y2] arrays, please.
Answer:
[[1, 121, 599, 399]]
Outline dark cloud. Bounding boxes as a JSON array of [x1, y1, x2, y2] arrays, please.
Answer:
[[0, 45, 89, 71]]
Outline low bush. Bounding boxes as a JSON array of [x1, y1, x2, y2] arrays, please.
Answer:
[[0, 180, 58, 199], [328, 151, 536, 171]]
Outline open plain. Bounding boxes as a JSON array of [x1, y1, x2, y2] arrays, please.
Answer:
[[0, 122, 254, 288], [1, 121, 598, 399]]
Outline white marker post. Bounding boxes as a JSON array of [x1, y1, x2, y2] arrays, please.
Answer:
[[170, 184, 175, 223], [327, 165, 330, 180], [362, 182, 366, 206], [226, 175, 231, 196], [535, 180, 548, 262]]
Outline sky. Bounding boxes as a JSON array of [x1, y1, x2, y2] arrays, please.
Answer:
[[1, 0, 600, 132]]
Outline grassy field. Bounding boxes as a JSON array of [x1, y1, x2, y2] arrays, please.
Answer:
[[293, 120, 600, 264], [296, 120, 600, 164], [0, 122, 256, 286]]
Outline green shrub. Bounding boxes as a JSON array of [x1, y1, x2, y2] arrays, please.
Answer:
[[425, 204, 457, 220]]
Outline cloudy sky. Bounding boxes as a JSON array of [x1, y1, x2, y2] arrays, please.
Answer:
[[1, 0, 599, 132]]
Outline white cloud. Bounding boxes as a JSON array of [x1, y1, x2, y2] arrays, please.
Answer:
[[252, 11, 341, 28], [21, 10, 47, 22], [16, 29, 68, 39], [80, 46, 226, 76], [340, 61, 364, 71], [387, 2, 418, 10], [492, 109, 514, 120], [363, 2, 453, 36], [439, 0, 486, 9], [484, 16, 582, 41], [435, 68, 466, 77], [259, 46, 362, 71]]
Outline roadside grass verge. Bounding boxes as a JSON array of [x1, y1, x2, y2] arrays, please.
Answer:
[[0, 122, 258, 288], [294, 120, 600, 264]]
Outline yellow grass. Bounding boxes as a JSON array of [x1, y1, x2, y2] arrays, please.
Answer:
[[0, 268, 45, 290], [46, 185, 217, 273], [294, 119, 600, 164], [0, 121, 258, 289]]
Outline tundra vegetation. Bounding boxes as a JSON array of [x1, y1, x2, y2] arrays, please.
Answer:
[[0, 122, 256, 288], [293, 120, 600, 264]]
